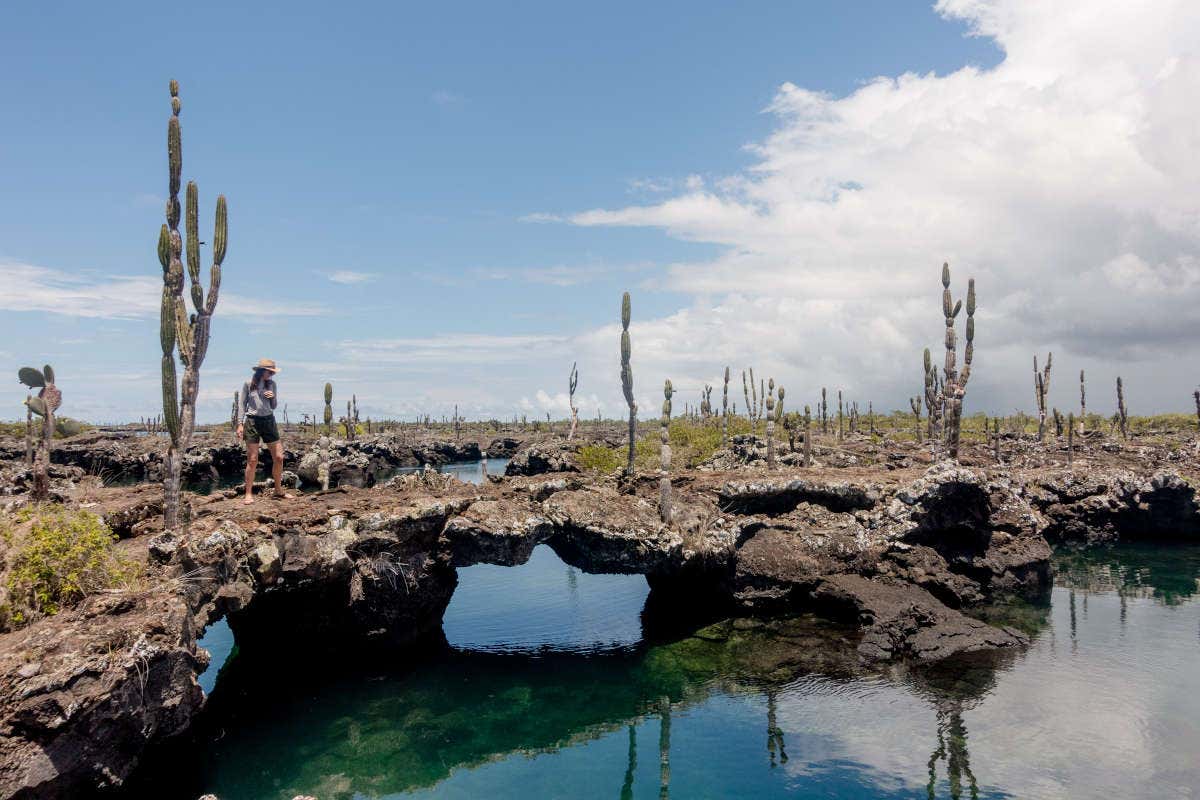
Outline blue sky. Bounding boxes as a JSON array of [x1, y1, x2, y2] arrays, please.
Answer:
[[3, 1, 1196, 422]]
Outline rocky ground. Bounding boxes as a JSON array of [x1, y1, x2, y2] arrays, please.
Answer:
[[0, 426, 1196, 798]]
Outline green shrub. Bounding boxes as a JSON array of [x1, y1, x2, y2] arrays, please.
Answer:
[[577, 444, 622, 473], [54, 417, 91, 438], [2, 506, 138, 628]]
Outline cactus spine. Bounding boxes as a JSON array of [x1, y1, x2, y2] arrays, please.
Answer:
[[620, 292, 637, 475], [1116, 377, 1128, 440], [324, 382, 333, 432], [568, 362, 579, 441], [721, 367, 730, 444], [660, 379, 673, 523], [1034, 352, 1052, 442], [159, 81, 227, 530], [18, 365, 60, 502]]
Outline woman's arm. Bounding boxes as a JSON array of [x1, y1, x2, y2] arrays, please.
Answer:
[[237, 382, 249, 420]]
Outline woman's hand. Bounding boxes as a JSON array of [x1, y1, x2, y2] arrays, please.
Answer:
[[237, 424, 244, 438], [264, 390, 275, 399]]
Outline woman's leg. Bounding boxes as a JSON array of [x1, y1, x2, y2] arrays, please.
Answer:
[[269, 440, 292, 497], [244, 442, 260, 503]]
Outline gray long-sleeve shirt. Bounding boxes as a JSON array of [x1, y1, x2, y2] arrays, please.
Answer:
[[237, 378, 278, 420]]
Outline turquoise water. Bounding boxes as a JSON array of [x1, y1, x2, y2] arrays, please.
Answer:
[[173, 543, 1200, 799]]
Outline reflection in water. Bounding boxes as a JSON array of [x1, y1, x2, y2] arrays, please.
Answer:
[[926, 706, 978, 800], [658, 699, 671, 799], [137, 543, 1200, 800], [620, 725, 636, 800], [767, 690, 788, 768]]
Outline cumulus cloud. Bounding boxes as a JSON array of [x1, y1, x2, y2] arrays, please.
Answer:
[[557, 0, 1200, 412], [322, 269, 378, 285]]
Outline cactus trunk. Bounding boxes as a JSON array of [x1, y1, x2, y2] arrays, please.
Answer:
[[568, 362, 579, 441], [1079, 370, 1087, 432], [620, 292, 637, 475], [25, 398, 33, 466], [1067, 412, 1075, 467], [324, 382, 333, 433], [765, 382, 783, 468], [803, 405, 812, 467], [1034, 353, 1052, 443], [1116, 377, 1128, 440], [660, 379, 673, 523]]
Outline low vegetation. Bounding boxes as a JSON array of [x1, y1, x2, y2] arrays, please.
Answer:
[[0, 506, 139, 632]]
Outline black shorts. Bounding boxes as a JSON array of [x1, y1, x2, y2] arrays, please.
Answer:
[[244, 415, 280, 445]]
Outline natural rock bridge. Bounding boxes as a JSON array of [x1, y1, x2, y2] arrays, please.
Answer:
[[1, 461, 1197, 798]]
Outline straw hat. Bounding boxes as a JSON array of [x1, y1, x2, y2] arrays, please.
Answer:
[[252, 358, 279, 373]]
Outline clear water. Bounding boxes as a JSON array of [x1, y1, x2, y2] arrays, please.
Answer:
[[382, 458, 509, 487], [167, 543, 1200, 800]]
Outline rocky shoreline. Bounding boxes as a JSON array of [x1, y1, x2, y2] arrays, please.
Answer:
[[0, 430, 1197, 798]]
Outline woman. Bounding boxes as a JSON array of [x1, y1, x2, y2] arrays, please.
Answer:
[[236, 358, 294, 504]]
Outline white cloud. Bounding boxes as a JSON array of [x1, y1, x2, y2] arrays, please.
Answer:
[[467, 262, 643, 287], [549, 0, 1200, 412], [337, 333, 570, 366], [431, 89, 464, 106], [0, 262, 328, 319], [322, 269, 378, 285], [518, 212, 566, 224]]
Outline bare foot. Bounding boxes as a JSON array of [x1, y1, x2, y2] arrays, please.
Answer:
[[275, 492, 295, 499], [242, 495, 255, 505]]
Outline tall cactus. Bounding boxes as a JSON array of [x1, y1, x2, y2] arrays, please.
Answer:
[[1116, 376, 1128, 440], [567, 361, 579, 441], [1067, 412, 1075, 467], [721, 367, 730, 444], [821, 387, 828, 434], [1194, 389, 1199, 430], [1034, 353, 1052, 442], [18, 365, 60, 502], [938, 264, 975, 460], [909, 396, 923, 443], [620, 292, 637, 475], [323, 382, 334, 432], [765, 382, 783, 468], [803, 404, 812, 466], [837, 390, 844, 441], [158, 81, 227, 530], [923, 348, 942, 441], [660, 379, 673, 523], [1079, 370, 1087, 432]]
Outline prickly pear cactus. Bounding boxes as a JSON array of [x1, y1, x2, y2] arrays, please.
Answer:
[[17, 364, 60, 502]]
